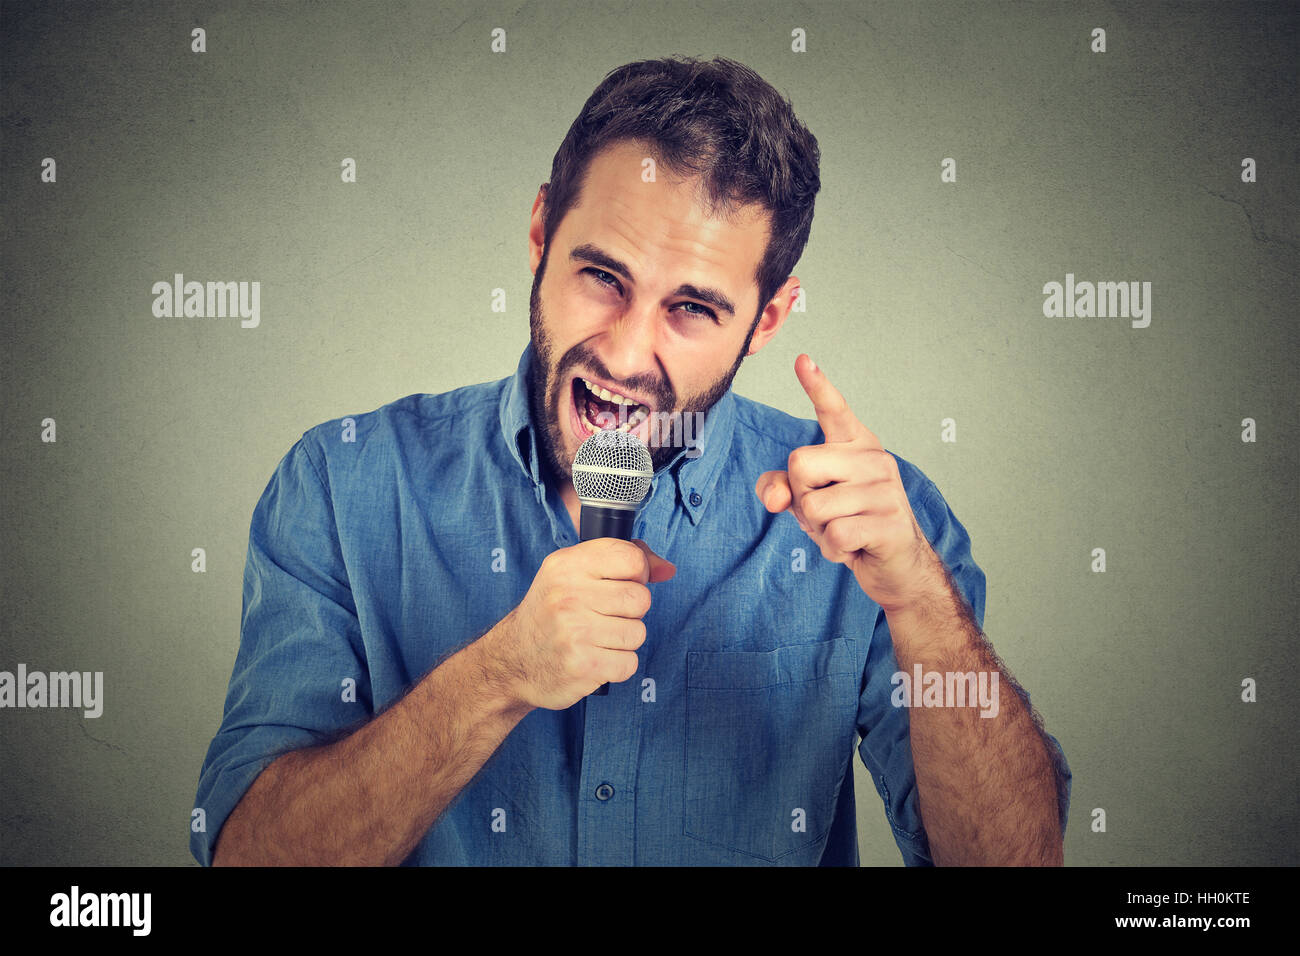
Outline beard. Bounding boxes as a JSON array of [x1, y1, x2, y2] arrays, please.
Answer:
[[526, 241, 758, 484]]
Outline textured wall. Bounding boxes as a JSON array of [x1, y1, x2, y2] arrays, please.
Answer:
[[1, 0, 1295, 866]]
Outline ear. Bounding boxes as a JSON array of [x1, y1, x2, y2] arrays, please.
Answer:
[[745, 275, 801, 357], [529, 184, 548, 275]]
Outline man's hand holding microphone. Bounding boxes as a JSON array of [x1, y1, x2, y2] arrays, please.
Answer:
[[487, 538, 674, 711]]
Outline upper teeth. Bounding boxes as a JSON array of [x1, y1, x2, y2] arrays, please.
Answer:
[[582, 378, 645, 408]]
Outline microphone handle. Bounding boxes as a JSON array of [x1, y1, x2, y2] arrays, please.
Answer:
[[579, 504, 636, 696]]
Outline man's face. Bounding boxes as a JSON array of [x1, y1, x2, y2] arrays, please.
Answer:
[[527, 139, 792, 482]]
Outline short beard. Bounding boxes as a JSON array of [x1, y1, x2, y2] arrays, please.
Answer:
[[526, 241, 758, 483]]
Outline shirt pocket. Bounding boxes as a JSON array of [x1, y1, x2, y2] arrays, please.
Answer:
[[683, 637, 858, 862]]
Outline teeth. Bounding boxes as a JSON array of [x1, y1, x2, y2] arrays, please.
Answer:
[[581, 377, 641, 407]]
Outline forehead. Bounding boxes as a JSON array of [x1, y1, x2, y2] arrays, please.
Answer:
[[564, 139, 770, 294]]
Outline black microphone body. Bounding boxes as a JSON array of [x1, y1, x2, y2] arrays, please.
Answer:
[[580, 502, 637, 695], [579, 504, 635, 544]]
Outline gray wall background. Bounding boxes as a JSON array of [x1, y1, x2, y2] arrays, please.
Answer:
[[1, 0, 1296, 865]]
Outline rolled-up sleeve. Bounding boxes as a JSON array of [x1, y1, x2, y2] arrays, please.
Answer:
[[856, 478, 1072, 865], [190, 435, 372, 866]]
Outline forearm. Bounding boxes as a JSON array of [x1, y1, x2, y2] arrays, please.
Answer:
[[212, 614, 533, 866], [887, 569, 1064, 866]]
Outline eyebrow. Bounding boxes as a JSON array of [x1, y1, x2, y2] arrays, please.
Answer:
[[569, 242, 737, 318]]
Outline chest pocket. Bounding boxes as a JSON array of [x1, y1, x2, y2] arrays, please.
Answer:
[[683, 637, 858, 862]]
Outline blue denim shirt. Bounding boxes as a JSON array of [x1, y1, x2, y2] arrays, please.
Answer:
[[192, 341, 1071, 866]]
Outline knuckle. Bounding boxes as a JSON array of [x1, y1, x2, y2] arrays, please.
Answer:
[[539, 589, 559, 615], [870, 448, 898, 477], [629, 584, 652, 617], [610, 539, 642, 577], [550, 591, 576, 615]]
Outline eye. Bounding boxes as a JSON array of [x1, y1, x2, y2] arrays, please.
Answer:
[[674, 301, 718, 321], [584, 267, 622, 291]]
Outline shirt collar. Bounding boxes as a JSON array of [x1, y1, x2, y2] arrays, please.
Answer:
[[499, 341, 544, 491], [499, 340, 737, 525]]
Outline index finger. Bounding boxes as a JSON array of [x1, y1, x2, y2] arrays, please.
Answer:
[[795, 354, 881, 448]]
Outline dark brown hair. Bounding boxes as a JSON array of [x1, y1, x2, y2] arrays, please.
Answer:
[[541, 56, 821, 326]]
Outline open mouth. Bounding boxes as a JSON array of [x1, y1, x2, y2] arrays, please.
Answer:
[[569, 376, 652, 441]]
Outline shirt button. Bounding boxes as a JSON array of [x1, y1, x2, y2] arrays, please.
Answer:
[[595, 783, 615, 801], [689, 491, 703, 507]]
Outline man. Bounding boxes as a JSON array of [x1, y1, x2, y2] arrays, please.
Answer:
[[193, 55, 1070, 866]]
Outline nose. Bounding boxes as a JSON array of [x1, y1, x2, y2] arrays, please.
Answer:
[[598, 300, 661, 388]]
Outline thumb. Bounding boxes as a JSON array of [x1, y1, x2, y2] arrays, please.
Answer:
[[632, 538, 676, 583], [755, 470, 792, 513]]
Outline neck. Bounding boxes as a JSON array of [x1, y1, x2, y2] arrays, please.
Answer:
[[537, 448, 582, 540]]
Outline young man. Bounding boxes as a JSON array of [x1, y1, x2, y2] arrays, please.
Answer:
[[193, 56, 1070, 867]]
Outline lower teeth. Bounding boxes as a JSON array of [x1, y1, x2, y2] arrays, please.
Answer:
[[583, 399, 645, 433]]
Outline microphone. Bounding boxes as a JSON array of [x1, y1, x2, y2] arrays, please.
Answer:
[[571, 428, 654, 696]]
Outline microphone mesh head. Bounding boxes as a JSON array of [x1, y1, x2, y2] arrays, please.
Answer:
[[572, 429, 654, 506]]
